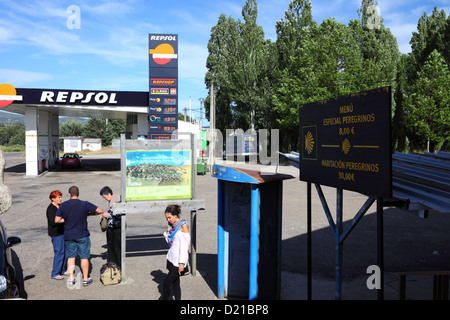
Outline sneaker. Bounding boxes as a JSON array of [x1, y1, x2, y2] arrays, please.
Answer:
[[83, 278, 93, 286], [51, 275, 64, 280], [67, 278, 76, 286]]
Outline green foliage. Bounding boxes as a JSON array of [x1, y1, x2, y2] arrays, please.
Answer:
[[59, 121, 84, 137], [403, 7, 450, 152], [0, 124, 25, 146], [205, 0, 447, 153], [83, 118, 125, 146], [392, 54, 410, 152], [272, 0, 399, 150], [59, 119, 125, 147], [404, 50, 450, 152], [0, 118, 125, 151], [206, 0, 275, 131], [410, 7, 449, 77], [205, 0, 401, 151]]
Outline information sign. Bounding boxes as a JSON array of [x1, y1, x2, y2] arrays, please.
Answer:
[[125, 150, 191, 200], [299, 87, 392, 198]]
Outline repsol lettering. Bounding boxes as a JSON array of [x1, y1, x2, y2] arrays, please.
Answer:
[[150, 35, 177, 41], [40, 91, 118, 104]]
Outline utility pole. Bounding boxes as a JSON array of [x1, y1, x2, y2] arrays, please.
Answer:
[[199, 98, 204, 129], [210, 81, 215, 169], [189, 96, 192, 124]]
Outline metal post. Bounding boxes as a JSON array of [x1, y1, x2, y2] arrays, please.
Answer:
[[377, 196, 384, 300], [190, 133, 196, 199], [120, 134, 126, 201], [119, 133, 126, 280], [335, 188, 343, 300], [217, 180, 225, 298], [307, 182, 312, 300], [190, 210, 197, 276], [249, 184, 260, 300], [209, 81, 215, 171], [120, 214, 126, 280], [190, 133, 197, 276]]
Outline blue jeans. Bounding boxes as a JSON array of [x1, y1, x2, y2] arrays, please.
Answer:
[[51, 235, 66, 277]]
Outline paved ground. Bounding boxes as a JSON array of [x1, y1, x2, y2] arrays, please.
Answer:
[[1, 152, 449, 301]]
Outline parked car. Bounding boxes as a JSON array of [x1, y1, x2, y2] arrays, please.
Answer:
[[60, 153, 82, 169], [0, 219, 21, 299]]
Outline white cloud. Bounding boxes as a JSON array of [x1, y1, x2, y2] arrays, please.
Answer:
[[1, 0, 67, 19], [178, 42, 208, 80], [0, 69, 53, 86], [81, 0, 135, 17]]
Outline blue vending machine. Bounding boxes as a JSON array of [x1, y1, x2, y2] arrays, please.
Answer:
[[212, 165, 294, 300]]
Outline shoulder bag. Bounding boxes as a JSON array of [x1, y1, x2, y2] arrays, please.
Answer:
[[64, 200, 81, 223]]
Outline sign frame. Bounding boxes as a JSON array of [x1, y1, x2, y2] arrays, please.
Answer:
[[122, 137, 195, 201]]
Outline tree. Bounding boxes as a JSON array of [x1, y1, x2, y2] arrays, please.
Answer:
[[8, 125, 25, 145], [273, 17, 365, 151], [235, 0, 273, 129], [108, 119, 126, 139], [0, 124, 25, 146], [409, 7, 448, 80], [402, 7, 449, 151], [205, 0, 274, 131], [83, 118, 114, 146], [205, 13, 240, 133], [392, 54, 410, 152], [404, 50, 450, 152], [59, 121, 84, 137], [275, 0, 315, 73]]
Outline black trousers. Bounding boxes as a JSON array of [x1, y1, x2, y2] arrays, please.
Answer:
[[106, 227, 121, 267], [163, 260, 181, 300]]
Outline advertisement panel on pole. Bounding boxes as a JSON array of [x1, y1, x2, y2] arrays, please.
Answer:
[[125, 149, 192, 200], [149, 34, 178, 139]]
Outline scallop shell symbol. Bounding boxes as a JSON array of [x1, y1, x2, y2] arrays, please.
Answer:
[[305, 131, 314, 154], [342, 138, 351, 155]]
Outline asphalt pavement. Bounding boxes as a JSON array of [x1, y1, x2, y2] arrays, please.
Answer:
[[1, 152, 449, 301]]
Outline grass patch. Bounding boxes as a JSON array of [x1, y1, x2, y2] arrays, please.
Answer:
[[0, 145, 25, 152]]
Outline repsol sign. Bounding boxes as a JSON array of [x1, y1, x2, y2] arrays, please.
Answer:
[[13, 88, 149, 107], [149, 35, 177, 41], [41, 91, 118, 104]]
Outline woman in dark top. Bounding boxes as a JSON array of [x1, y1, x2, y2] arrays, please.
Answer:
[[46, 190, 66, 280]]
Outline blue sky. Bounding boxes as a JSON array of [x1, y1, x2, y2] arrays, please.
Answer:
[[1, 0, 448, 125]]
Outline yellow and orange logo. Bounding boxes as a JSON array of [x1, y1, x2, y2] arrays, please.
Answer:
[[0, 84, 22, 107], [149, 43, 178, 65]]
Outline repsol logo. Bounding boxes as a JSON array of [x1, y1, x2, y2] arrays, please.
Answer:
[[40, 91, 118, 104], [150, 35, 177, 41]]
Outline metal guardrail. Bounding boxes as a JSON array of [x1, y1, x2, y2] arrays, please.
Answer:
[[392, 152, 450, 214], [280, 151, 450, 214]]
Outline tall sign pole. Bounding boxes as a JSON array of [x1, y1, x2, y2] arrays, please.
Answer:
[[148, 34, 179, 139], [209, 81, 215, 169]]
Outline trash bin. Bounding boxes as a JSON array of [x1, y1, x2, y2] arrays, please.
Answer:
[[196, 158, 207, 175], [212, 164, 294, 300]]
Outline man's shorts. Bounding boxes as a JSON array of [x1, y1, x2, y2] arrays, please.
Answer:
[[65, 236, 91, 259]]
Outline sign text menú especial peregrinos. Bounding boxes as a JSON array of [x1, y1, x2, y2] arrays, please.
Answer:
[[299, 87, 392, 198]]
